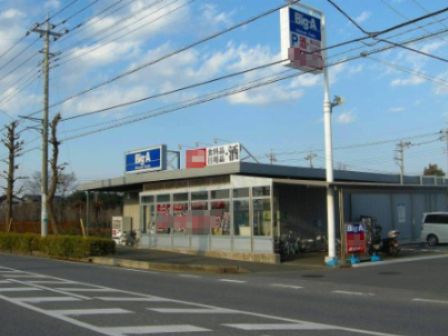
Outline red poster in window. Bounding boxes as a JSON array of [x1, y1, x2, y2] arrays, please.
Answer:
[[186, 148, 207, 168]]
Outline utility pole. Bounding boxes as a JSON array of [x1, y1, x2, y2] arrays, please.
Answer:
[[443, 129, 448, 174], [394, 140, 412, 185], [267, 149, 277, 164], [304, 151, 317, 168], [31, 19, 63, 237]]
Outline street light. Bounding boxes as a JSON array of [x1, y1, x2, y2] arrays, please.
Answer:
[[331, 96, 344, 109]]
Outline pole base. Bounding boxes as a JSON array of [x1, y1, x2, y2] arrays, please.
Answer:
[[325, 256, 339, 268]]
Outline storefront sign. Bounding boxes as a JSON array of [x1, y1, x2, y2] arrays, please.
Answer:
[[345, 223, 366, 254], [280, 4, 323, 72], [207, 143, 240, 166], [186, 148, 207, 168], [125, 145, 167, 173]]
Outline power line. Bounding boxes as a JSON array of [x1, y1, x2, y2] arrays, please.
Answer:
[[55, 0, 180, 65], [62, 58, 289, 121], [365, 56, 448, 87], [55, 0, 100, 27], [24, 0, 300, 118], [61, 19, 448, 125]]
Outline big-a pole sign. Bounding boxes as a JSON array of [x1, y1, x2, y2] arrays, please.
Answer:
[[280, 4, 323, 72], [125, 145, 167, 173]]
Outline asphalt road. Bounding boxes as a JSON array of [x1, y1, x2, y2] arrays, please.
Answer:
[[0, 253, 447, 336]]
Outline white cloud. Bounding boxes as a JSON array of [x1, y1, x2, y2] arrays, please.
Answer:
[[0, 9, 24, 19], [390, 75, 425, 87], [389, 106, 405, 113], [355, 11, 371, 24], [230, 87, 303, 106], [201, 3, 233, 27], [336, 111, 356, 124], [44, 0, 60, 10]]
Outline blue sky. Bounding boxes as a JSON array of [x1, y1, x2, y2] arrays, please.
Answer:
[[0, 0, 448, 185]]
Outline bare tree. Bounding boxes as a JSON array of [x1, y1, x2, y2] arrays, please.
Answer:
[[1, 121, 24, 231], [48, 113, 62, 234]]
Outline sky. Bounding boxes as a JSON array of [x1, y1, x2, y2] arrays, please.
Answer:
[[0, 0, 448, 186]]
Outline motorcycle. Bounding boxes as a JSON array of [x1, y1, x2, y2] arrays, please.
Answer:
[[381, 230, 400, 256]]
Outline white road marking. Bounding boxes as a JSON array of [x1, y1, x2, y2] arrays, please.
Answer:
[[55, 287, 116, 292], [224, 322, 333, 330], [412, 298, 448, 305], [97, 296, 172, 302], [0, 280, 11, 284], [122, 268, 159, 274], [218, 279, 246, 284], [50, 308, 132, 316], [148, 308, 235, 314], [8, 279, 90, 300], [19, 297, 81, 303], [0, 265, 405, 336], [0, 287, 41, 292], [332, 290, 375, 297], [270, 283, 303, 290], [29, 280, 77, 285], [101, 325, 210, 335]]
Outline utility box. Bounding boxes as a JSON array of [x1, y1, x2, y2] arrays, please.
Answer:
[[112, 216, 133, 245]]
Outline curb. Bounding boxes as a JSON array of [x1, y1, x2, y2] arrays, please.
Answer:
[[351, 253, 448, 268], [89, 257, 247, 274]]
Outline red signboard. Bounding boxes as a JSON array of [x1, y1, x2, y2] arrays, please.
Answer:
[[186, 148, 207, 169], [346, 223, 366, 254]]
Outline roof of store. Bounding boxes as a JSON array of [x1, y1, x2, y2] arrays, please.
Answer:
[[78, 161, 448, 192]]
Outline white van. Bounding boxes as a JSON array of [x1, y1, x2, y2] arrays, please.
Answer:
[[421, 212, 448, 246]]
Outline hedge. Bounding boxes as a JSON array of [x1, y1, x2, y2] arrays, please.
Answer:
[[0, 233, 115, 259]]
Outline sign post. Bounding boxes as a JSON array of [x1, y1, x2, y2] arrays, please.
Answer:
[[281, 3, 338, 266]]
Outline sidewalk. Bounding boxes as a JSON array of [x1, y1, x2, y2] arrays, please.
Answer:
[[90, 247, 328, 274], [88, 244, 448, 274]]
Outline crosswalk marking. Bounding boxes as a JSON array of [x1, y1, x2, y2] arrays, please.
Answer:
[[224, 322, 333, 331], [97, 296, 172, 302], [50, 308, 132, 316], [148, 307, 235, 314], [18, 296, 81, 303], [55, 287, 116, 292], [0, 287, 41, 292], [100, 325, 210, 335], [8, 279, 90, 300]]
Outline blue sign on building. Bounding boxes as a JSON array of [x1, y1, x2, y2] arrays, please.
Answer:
[[289, 7, 321, 42], [125, 145, 166, 173]]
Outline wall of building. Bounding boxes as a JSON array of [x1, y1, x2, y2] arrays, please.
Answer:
[[123, 196, 140, 234], [349, 190, 447, 241]]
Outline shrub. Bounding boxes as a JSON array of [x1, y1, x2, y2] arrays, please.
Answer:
[[0, 233, 115, 259]]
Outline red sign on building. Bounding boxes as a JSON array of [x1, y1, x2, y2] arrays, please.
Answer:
[[186, 148, 207, 169]]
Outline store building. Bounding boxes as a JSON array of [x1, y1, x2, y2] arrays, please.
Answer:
[[79, 144, 448, 263]]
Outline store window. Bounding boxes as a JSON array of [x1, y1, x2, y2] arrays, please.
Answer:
[[191, 201, 209, 235], [173, 193, 188, 202], [211, 189, 229, 199], [253, 186, 270, 197], [211, 200, 230, 235], [191, 191, 208, 201], [156, 194, 171, 234], [141, 195, 154, 203], [233, 188, 249, 198], [173, 202, 189, 234], [253, 198, 271, 236], [233, 200, 250, 236]]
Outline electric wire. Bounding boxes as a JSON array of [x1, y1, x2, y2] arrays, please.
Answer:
[[55, 0, 180, 65], [55, 0, 100, 26], [54, 0, 168, 60], [61, 22, 448, 124], [23, 0, 300, 118]]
